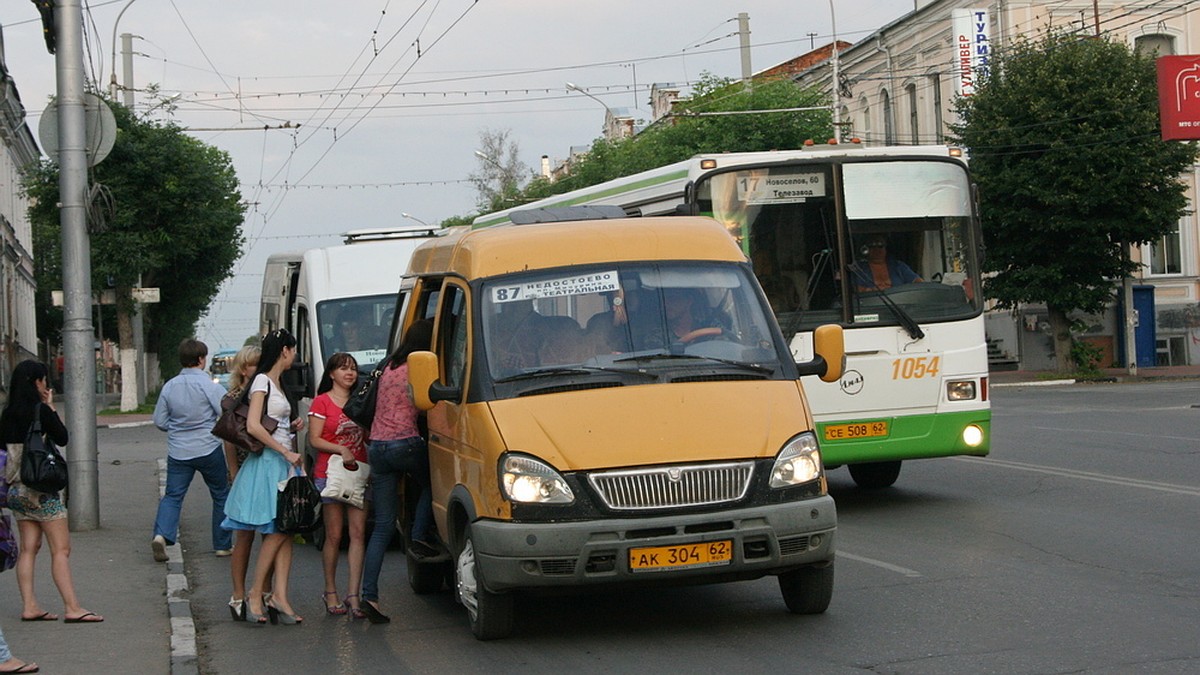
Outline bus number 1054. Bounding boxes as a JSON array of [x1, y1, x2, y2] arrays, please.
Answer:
[[892, 356, 940, 379]]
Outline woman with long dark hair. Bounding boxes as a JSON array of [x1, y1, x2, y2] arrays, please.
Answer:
[[307, 352, 369, 618], [221, 329, 305, 625], [359, 319, 434, 624], [0, 360, 102, 624]]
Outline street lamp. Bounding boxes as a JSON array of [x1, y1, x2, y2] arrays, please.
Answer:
[[474, 150, 502, 169], [401, 212, 430, 227], [565, 82, 613, 115], [109, 0, 141, 104]]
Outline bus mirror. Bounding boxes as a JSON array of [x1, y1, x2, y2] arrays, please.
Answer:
[[796, 324, 845, 382], [283, 362, 311, 400], [407, 351, 439, 411]]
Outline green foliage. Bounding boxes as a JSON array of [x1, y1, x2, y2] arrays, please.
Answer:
[[22, 100, 245, 356], [1070, 337, 1104, 378], [951, 33, 1197, 316]]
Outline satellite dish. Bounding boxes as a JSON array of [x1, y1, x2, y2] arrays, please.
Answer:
[[38, 93, 118, 167]]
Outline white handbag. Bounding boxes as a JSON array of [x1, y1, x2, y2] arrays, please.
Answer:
[[320, 454, 371, 509]]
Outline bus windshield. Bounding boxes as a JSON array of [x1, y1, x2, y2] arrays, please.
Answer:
[[316, 295, 395, 369], [697, 159, 982, 332], [480, 262, 788, 390]]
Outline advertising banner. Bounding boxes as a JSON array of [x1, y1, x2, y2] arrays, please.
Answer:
[[953, 8, 991, 97], [1157, 55, 1200, 141]]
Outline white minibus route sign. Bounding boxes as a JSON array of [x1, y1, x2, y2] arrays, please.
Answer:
[[738, 173, 825, 204], [492, 271, 620, 303]]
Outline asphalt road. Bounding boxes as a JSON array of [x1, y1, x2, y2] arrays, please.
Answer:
[[150, 380, 1200, 674]]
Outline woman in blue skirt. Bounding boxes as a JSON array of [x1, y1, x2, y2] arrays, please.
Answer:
[[222, 329, 305, 625]]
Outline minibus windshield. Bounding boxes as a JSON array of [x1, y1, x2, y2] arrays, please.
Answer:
[[481, 262, 787, 386]]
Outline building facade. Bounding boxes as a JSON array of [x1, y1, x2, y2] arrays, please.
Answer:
[[0, 28, 41, 383], [789, 0, 1200, 369]]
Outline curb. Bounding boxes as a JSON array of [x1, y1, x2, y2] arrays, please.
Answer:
[[157, 457, 200, 675], [991, 378, 1076, 388]]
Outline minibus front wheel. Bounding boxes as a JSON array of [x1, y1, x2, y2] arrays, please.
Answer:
[[456, 524, 515, 640], [778, 561, 834, 614]]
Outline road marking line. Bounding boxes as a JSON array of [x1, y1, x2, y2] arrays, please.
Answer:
[[838, 551, 922, 577], [952, 457, 1200, 496]]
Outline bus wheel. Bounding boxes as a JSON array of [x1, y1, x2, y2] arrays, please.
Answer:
[[455, 525, 514, 640], [778, 562, 834, 614], [848, 460, 902, 489], [408, 553, 447, 595]]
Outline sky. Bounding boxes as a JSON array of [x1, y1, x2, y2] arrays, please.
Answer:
[[0, 0, 918, 351]]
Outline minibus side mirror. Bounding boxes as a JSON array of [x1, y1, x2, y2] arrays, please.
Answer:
[[795, 324, 845, 383], [283, 362, 311, 400], [407, 351, 460, 411]]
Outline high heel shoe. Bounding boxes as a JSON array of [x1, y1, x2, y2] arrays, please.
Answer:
[[244, 597, 268, 625], [266, 600, 303, 626], [227, 596, 246, 622], [344, 594, 366, 620], [322, 591, 347, 616]]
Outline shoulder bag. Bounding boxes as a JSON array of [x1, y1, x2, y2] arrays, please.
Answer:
[[20, 403, 69, 494], [212, 382, 280, 454], [0, 511, 17, 573], [342, 359, 386, 429]]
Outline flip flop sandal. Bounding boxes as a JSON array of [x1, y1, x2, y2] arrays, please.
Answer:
[[63, 612, 103, 624], [0, 662, 40, 673], [19, 612, 57, 622]]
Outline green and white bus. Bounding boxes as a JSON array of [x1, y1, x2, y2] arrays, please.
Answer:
[[475, 143, 989, 488]]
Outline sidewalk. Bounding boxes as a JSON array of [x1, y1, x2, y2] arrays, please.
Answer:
[[989, 364, 1200, 387]]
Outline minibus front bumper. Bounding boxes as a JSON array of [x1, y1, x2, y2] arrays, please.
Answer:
[[468, 496, 837, 591]]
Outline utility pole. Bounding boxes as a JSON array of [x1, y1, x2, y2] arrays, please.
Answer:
[[737, 13, 752, 85], [56, 0, 101, 530], [829, 0, 841, 143]]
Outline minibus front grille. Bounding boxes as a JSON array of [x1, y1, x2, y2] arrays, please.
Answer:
[[587, 461, 754, 510]]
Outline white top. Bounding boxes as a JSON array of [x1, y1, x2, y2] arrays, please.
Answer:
[[249, 373, 292, 450]]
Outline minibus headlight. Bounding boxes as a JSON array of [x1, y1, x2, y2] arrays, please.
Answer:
[[770, 433, 822, 488], [947, 380, 977, 401], [500, 454, 575, 504]]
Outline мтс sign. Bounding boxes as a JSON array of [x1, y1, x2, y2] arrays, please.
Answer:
[[1157, 55, 1200, 141]]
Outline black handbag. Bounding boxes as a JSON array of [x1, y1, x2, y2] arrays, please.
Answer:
[[342, 359, 385, 428], [20, 403, 69, 494], [212, 384, 280, 453], [275, 468, 322, 534]]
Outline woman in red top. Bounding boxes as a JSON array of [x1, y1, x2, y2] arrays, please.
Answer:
[[307, 353, 369, 619]]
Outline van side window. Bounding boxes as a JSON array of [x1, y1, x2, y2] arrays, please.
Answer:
[[438, 284, 469, 391]]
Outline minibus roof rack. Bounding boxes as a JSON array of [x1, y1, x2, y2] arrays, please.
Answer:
[[509, 205, 629, 225]]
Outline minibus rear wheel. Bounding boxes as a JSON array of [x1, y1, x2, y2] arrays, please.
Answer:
[[456, 524, 514, 640], [778, 562, 834, 614]]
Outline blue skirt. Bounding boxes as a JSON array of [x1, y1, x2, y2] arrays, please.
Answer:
[[221, 449, 291, 534]]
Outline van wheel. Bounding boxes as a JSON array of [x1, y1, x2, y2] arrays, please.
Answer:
[[848, 460, 902, 489], [455, 525, 514, 640], [778, 562, 834, 614], [408, 553, 447, 595]]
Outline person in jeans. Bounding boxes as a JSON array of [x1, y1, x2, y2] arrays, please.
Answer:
[[360, 319, 434, 624], [152, 339, 233, 561]]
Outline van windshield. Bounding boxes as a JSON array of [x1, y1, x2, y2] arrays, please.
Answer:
[[317, 295, 395, 368], [481, 262, 788, 385]]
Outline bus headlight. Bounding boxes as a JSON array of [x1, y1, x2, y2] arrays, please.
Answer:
[[500, 454, 575, 504], [962, 424, 984, 447], [946, 380, 977, 401], [770, 433, 822, 488]]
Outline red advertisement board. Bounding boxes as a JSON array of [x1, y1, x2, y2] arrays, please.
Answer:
[[1158, 55, 1200, 141]]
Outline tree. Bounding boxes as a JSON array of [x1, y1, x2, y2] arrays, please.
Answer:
[[24, 98, 245, 389], [951, 33, 1197, 372], [468, 128, 530, 212]]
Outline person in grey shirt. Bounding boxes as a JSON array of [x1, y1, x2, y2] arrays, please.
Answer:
[[151, 338, 233, 561]]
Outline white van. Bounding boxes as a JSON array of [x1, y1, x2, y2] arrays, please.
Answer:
[[258, 225, 440, 398]]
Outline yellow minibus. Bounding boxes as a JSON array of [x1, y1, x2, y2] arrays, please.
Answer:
[[395, 208, 844, 639]]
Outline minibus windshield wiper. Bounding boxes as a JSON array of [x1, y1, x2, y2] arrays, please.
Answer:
[[493, 365, 658, 384], [614, 352, 775, 374]]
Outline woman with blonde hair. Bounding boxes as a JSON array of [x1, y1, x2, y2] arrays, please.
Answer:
[[1, 360, 102, 625], [220, 344, 264, 621]]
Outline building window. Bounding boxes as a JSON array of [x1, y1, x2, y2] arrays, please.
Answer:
[[931, 74, 943, 143], [906, 84, 919, 144], [1134, 34, 1175, 56], [881, 90, 894, 144], [1146, 223, 1182, 275]]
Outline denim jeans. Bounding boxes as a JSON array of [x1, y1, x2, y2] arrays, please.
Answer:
[[361, 437, 432, 602], [153, 446, 232, 550]]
